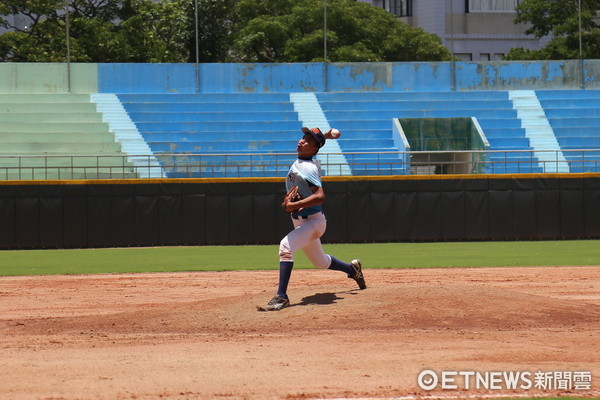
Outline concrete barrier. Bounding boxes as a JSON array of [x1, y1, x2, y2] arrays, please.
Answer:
[[0, 63, 97, 93], [1, 60, 599, 94]]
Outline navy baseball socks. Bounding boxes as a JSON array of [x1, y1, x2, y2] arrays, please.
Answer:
[[257, 262, 293, 311], [329, 256, 367, 290], [277, 261, 294, 299], [259, 258, 366, 311], [279, 258, 365, 295], [327, 256, 353, 275]]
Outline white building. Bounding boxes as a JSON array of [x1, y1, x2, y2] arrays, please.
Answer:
[[359, 0, 551, 61]]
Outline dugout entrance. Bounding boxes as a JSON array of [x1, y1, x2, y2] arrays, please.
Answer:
[[393, 117, 490, 174]]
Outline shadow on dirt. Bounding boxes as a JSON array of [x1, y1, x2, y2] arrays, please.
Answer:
[[295, 290, 358, 307]]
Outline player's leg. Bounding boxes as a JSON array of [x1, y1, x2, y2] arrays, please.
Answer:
[[277, 217, 326, 293], [259, 218, 323, 311], [259, 215, 365, 311], [301, 236, 330, 269], [306, 245, 366, 290], [298, 216, 366, 289], [257, 232, 296, 311]]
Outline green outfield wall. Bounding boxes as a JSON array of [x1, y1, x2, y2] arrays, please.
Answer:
[[0, 174, 599, 249]]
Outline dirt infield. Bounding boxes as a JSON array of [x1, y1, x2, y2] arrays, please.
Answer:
[[0, 266, 599, 400]]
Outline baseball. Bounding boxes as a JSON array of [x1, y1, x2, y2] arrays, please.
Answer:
[[330, 128, 341, 139]]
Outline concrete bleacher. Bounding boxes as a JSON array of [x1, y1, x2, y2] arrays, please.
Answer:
[[118, 93, 302, 177], [0, 94, 136, 179], [536, 90, 600, 172], [2, 90, 586, 180], [120, 90, 587, 177], [317, 91, 542, 175]]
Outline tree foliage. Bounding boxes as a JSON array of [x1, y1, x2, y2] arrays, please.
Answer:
[[0, 0, 227, 62], [0, 0, 449, 63], [230, 0, 450, 62], [505, 0, 600, 60], [0, 0, 182, 62], [186, 0, 236, 62]]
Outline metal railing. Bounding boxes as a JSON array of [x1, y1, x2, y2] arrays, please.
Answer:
[[0, 149, 599, 180]]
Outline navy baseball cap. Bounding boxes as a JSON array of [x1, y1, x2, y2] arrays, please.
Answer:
[[301, 127, 326, 148]]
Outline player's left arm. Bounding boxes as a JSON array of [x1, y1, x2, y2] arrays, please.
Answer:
[[283, 184, 324, 213]]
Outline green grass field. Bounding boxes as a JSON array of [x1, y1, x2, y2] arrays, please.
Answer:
[[0, 240, 598, 276]]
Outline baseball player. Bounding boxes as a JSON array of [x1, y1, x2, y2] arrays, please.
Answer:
[[258, 127, 366, 312]]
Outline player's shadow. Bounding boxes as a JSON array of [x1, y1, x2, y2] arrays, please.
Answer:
[[294, 290, 358, 307]]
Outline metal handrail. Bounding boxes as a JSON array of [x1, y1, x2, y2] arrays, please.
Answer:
[[0, 149, 598, 180]]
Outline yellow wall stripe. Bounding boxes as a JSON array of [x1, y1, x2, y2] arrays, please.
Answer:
[[0, 173, 599, 186]]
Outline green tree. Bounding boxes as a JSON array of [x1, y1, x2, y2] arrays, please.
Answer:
[[184, 0, 236, 63], [116, 0, 190, 62], [230, 0, 451, 62], [0, 0, 195, 62], [0, 0, 67, 61], [505, 0, 600, 60], [1, 0, 448, 63]]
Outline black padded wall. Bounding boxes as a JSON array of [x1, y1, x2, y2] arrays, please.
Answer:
[[0, 174, 598, 249]]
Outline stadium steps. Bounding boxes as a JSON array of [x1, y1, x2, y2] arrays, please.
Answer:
[[289, 92, 351, 176], [317, 91, 537, 175], [536, 89, 600, 172], [508, 90, 569, 173], [120, 90, 600, 177], [0, 93, 137, 180], [91, 93, 164, 179], [0, 94, 93, 103], [0, 102, 98, 113], [119, 93, 305, 178]]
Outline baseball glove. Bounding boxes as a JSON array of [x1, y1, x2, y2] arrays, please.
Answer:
[[282, 186, 302, 213]]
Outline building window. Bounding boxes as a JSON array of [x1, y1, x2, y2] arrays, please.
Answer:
[[389, 0, 412, 17], [454, 53, 473, 61], [468, 0, 520, 12]]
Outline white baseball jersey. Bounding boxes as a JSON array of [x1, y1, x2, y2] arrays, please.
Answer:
[[280, 157, 330, 268], [285, 157, 322, 217]]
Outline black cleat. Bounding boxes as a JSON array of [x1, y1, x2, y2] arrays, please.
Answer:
[[350, 259, 367, 289], [257, 294, 290, 311]]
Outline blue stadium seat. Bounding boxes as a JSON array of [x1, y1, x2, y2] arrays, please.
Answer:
[[119, 90, 600, 177], [119, 93, 302, 177], [317, 91, 535, 175], [537, 90, 600, 172]]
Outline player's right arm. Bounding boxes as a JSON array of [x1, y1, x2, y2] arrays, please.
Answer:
[[323, 128, 341, 139]]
